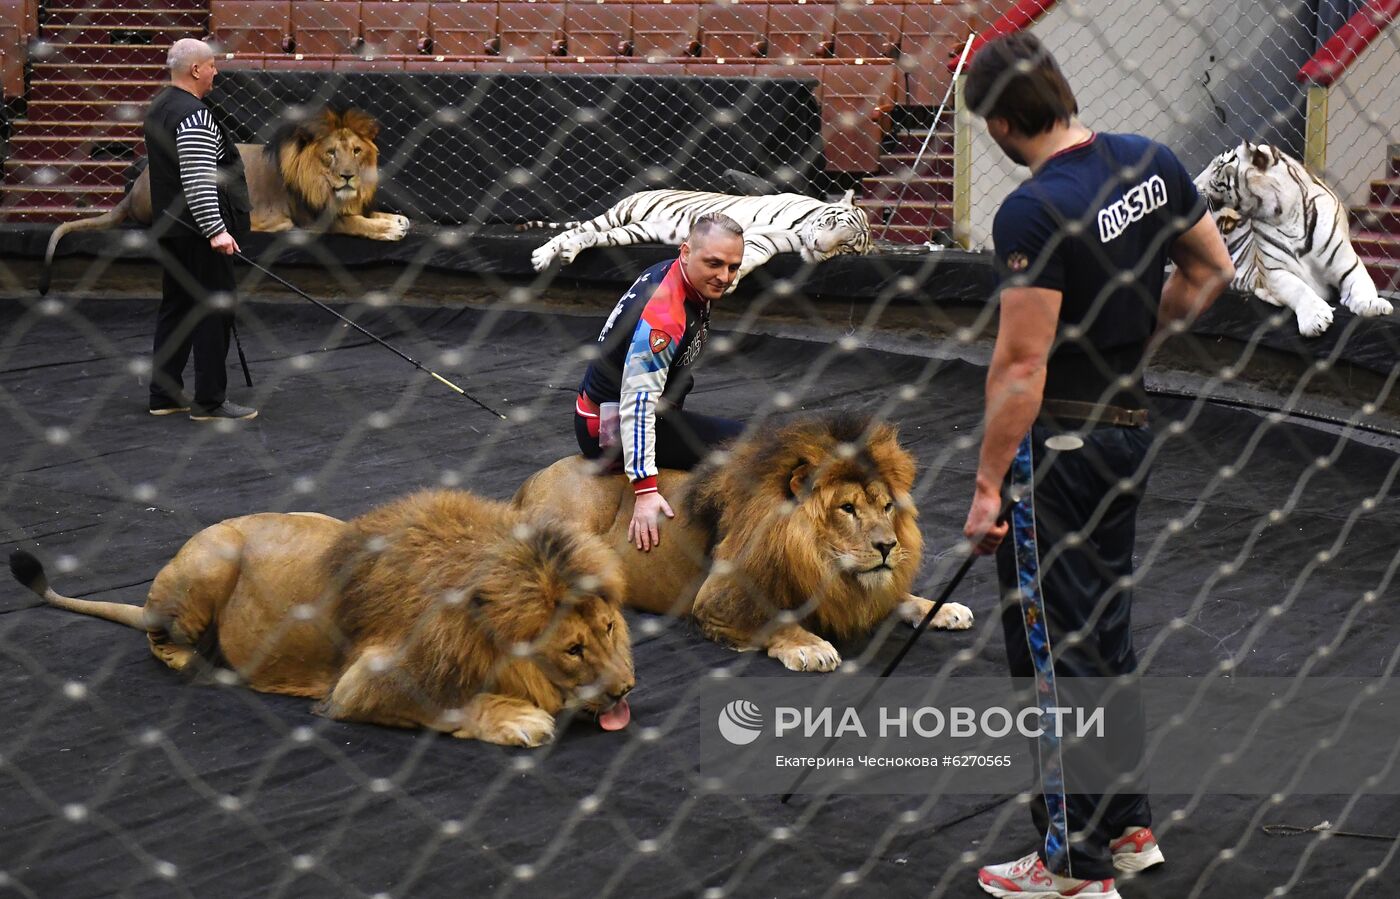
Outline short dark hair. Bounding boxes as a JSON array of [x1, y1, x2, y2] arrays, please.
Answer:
[[689, 212, 744, 244], [963, 33, 1078, 136]]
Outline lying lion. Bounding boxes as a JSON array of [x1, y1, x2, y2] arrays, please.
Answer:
[[39, 107, 410, 295], [514, 415, 973, 672], [9, 490, 633, 747]]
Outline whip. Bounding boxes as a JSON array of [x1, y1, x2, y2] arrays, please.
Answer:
[[163, 213, 507, 419]]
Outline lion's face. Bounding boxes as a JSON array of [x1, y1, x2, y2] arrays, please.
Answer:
[[283, 108, 383, 215], [471, 523, 634, 724], [818, 477, 910, 590], [316, 130, 378, 204]]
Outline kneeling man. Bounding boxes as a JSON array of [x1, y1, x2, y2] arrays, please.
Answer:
[[574, 213, 746, 551]]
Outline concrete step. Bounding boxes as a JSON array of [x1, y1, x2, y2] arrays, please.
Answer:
[[31, 61, 166, 81], [0, 206, 115, 223], [4, 158, 132, 187], [42, 8, 206, 28], [877, 151, 954, 179], [7, 125, 144, 162], [889, 128, 955, 155], [1365, 259, 1399, 293], [39, 23, 204, 45], [44, 0, 203, 10], [860, 175, 954, 203], [1353, 231, 1400, 262], [25, 99, 147, 123], [1367, 179, 1400, 207], [1352, 206, 1400, 233], [857, 199, 953, 229], [30, 79, 164, 103], [27, 43, 169, 65], [0, 184, 126, 211]]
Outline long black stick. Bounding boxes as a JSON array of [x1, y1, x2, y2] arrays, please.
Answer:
[[162, 213, 507, 419], [780, 550, 981, 803]]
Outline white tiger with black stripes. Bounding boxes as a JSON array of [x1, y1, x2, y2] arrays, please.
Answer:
[[524, 189, 872, 290], [1194, 141, 1392, 337]]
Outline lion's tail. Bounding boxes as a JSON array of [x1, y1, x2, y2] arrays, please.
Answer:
[[513, 219, 582, 233], [39, 193, 136, 296], [9, 550, 149, 629]]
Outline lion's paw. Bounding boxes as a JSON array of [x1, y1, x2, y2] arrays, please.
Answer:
[[383, 214, 410, 240], [769, 639, 842, 673], [1295, 300, 1334, 337], [932, 601, 975, 631], [468, 705, 556, 748]]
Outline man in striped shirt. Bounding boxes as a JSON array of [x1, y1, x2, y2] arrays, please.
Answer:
[[144, 38, 256, 421]]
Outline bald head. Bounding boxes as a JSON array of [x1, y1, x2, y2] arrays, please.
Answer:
[[167, 39, 218, 97]]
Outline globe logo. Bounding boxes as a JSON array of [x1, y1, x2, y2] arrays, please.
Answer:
[[718, 699, 764, 745]]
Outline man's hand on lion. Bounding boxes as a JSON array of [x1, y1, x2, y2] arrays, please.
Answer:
[[964, 481, 1008, 556], [210, 231, 239, 256], [629, 491, 674, 552]]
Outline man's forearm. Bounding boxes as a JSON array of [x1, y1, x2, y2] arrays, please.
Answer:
[[976, 358, 1046, 492], [1157, 266, 1224, 333]]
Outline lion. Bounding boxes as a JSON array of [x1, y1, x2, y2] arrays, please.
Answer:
[[39, 107, 410, 295], [513, 415, 974, 672], [8, 489, 634, 747]]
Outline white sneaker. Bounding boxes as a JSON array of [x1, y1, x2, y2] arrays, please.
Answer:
[[977, 852, 1122, 898], [1110, 827, 1165, 873]]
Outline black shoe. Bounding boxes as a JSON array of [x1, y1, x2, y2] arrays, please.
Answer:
[[149, 398, 191, 416], [190, 401, 258, 422]]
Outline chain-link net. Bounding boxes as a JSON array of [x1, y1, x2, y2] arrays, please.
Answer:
[[3, 1, 1400, 897]]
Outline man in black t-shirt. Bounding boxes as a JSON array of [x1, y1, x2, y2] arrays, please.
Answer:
[[959, 33, 1234, 899]]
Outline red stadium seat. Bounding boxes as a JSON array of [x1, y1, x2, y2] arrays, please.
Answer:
[[899, 1, 974, 105], [209, 0, 292, 56], [833, 3, 899, 60], [563, 2, 631, 58], [820, 61, 899, 172], [475, 59, 549, 73], [405, 57, 478, 73], [0, 0, 25, 99], [698, 3, 767, 60], [361, 1, 430, 57], [765, 4, 835, 62], [547, 58, 619, 75], [626, 4, 700, 62], [291, 2, 362, 56], [333, 55, 406, 72], [429, 3, 499, 58], [498, 1, 566, 59]]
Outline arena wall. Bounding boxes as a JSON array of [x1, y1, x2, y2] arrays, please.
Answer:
[[965, 0, 1317, 248], [1324, 31, 1400, 206]]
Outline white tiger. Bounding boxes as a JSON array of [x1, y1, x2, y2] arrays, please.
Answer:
[[525, 189, 873, 289], [1194, 141, 1392, 337]]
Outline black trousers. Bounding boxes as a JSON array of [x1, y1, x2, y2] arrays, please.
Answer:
[[150, 235, 236, 408], [574, 406, 743, 471], [995, 422, 1155, 880]]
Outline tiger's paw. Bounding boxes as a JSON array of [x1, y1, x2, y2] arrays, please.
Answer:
[[1342, 292, 1393, 318], [1295, 301, 1334, 337], [531, 243, 559, 272]]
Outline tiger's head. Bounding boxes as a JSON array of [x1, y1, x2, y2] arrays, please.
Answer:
[[798, 190, 873, 264], [1195, 142, 1296, 224]]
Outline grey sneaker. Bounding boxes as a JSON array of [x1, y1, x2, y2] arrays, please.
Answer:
[[190, 401, 258, 422]]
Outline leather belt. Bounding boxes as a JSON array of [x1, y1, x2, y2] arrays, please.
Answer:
[[1039, 399, 1149, 428]]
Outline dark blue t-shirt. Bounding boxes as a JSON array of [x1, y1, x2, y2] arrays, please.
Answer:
[[991, 132, 1205, 406]]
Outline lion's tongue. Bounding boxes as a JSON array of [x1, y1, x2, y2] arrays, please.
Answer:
[[598, 699, 631, 731]]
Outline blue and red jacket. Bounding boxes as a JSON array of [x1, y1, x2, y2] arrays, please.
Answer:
[[577, 258, 710, 495]]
